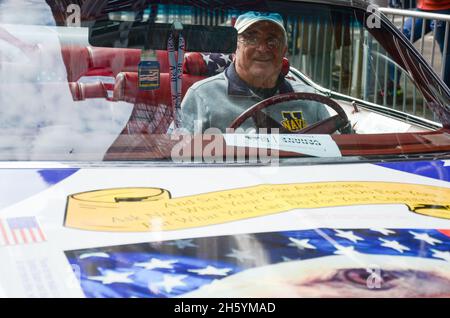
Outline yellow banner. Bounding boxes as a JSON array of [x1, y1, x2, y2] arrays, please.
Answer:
[[64, 182, 450, 232]]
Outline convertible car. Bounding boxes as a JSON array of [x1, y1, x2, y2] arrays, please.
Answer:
[[0, 0, 449, 298]]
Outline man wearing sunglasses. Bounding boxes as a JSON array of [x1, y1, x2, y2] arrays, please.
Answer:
[[180, 11, 330, 134]]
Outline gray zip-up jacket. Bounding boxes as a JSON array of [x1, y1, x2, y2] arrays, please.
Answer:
[[180, 63, 330, 133]]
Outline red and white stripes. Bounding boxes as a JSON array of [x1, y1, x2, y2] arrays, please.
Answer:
[[0, 217, 46, 246]]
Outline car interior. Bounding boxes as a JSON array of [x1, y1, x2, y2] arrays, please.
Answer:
[[1, 0, 450, 161]]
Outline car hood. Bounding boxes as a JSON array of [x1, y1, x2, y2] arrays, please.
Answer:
[[0, 159, 449, 297]]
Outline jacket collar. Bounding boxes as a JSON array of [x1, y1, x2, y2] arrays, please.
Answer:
[[225, 62, 293, 97]]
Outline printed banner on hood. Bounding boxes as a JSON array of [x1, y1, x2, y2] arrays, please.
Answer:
[[64, 182, 450, 232]]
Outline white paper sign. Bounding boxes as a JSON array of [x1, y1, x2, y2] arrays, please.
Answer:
[[224, 134, 342, 157]]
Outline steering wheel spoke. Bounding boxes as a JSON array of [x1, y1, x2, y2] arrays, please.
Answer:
[[297, 115, 345, 134], [251, 112, 291, 133]]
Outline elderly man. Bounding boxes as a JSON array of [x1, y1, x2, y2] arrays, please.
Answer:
[[180, 11, 330, 133]]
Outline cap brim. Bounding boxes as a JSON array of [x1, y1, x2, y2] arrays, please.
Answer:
[[237, 18, 286, 35]]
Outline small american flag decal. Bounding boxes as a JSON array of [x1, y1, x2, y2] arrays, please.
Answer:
[[0, 216, 46, 246]]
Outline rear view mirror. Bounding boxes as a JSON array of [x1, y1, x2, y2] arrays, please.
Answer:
[[89, 21, 237, 53]]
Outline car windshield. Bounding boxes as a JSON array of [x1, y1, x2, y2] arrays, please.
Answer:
[[0, 0, 449, 163]]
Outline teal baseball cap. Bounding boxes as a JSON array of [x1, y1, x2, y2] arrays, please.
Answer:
[[234, 11, 286, 36]]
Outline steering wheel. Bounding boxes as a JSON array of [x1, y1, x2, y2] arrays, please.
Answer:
[[228, 92, 349, 134]]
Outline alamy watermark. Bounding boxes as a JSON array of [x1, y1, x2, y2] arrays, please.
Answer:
[[366, 4, 381, 29], [366, 264, 383, 289], [66, 4, 81, 27]]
